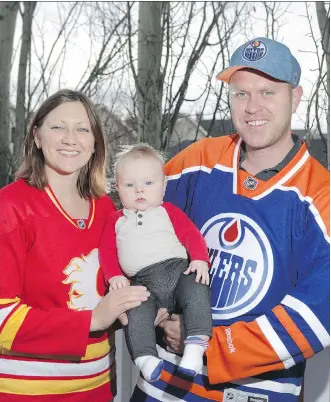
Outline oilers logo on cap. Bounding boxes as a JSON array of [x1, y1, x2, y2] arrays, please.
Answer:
[[201, 213, 273, 320], [242, 40, 267, 62]]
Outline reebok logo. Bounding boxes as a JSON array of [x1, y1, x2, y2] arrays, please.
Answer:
[[225, 327, 236, 354], [248, 397, 268, 402]]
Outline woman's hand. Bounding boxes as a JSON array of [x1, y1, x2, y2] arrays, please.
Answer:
[[90, 286, 149, 331], [158, 314, 185, 353]]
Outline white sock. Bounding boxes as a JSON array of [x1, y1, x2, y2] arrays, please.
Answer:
[[178, 336, 209, 376], [135, 355, 164, 382], [179, 344, 205, 376]]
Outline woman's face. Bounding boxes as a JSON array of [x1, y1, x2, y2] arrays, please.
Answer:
[[34, 101, 95, 180]]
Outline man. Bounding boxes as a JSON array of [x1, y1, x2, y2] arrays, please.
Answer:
[[130, 37, 330, 402]]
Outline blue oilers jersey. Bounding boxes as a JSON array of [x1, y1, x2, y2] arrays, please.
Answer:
[[130, 135, 330, 402]]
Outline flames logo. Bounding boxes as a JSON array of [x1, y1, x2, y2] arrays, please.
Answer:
[[62, 249, 102, 310], [201, 213, 273, 320]]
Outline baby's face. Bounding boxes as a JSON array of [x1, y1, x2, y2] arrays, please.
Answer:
[[116, 156, 166, 211]]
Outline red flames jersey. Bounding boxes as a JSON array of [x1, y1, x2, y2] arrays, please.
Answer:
[[131, 135, 330, 402], [0, 180, 116, 401]]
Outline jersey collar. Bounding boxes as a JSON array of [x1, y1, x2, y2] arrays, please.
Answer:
[[44, 186, 95, 230]]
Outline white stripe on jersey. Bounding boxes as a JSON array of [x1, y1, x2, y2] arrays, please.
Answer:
[[214, 164, 234, 173], [232, 376, 301, 396], [0, 303, 18, 326], [252, 151, 310, 201], [137, 376, 185, 401], [309, 202, 330, 243], [256, 315, 296, 369], [165, 163, 234, 181], [166, 165, 211, 181], [282, 295, 330, 348], [0, 352, 114, 377], [232, 138, 241, 194], [277, 185, 330, 243], [157, 345, 301, 396]]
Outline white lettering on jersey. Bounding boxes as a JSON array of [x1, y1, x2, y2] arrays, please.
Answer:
[[225, 327, 236, 353], [201, 213, 274, 320]]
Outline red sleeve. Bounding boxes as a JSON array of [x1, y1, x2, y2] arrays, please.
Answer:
[[0, 191, 91, 357], [162, 202, 209, 263], [99, 211, 124, 280]]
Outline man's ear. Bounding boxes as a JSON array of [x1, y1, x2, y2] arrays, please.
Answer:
[[292, 85, 303, 113], [33, 126, 41, 149]]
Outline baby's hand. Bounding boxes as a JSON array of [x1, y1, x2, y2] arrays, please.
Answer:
[[109, 275, 130, 290], [183, 260, 209, 285]]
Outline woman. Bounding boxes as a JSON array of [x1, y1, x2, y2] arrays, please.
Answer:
[[0, 89, 149, 402]]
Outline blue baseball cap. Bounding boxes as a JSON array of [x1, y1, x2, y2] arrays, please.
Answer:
[[216, 37, 301, 88]]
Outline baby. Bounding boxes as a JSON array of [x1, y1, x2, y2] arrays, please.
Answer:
[[100, 143, 212, 382]]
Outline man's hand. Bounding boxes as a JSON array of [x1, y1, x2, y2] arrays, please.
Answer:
[[183, 260, 209, 285], [154, 308, 169, 327], [158, 314, 185, 353]]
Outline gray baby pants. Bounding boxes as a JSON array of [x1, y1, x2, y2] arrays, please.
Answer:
[[124, 258, 212, 360]]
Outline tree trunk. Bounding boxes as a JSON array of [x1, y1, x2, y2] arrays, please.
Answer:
[[136, 2, 165, 149], [0, 1, 19, 187], [315, 1, 330, 169], [14, 1, 36, 172]]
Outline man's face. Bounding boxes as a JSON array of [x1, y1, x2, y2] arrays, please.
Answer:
[[229, 69, 302, 151]]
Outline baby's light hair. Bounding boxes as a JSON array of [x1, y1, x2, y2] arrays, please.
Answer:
[[113, 143, 166, 177]]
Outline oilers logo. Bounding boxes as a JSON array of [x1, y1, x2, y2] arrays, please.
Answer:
[[242, 40, 267, 62], [201, 213, 273, 320]]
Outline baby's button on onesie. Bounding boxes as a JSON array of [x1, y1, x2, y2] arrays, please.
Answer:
[[136, 212, 143, 227]]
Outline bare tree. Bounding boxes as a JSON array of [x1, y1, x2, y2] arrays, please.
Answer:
[[164, 2, 227, 149], [193, 2, 247, 142], [261, 2, 291, 40], [0, 1, 19, 186], [303, 2, 329, 169], [27, 2, 82, 114], [127, 2, 249, 151], [315, 1, 329, 168], [78, 2, 133, 101], [127, 2, 165, 148], [13, 1, 36, 171]]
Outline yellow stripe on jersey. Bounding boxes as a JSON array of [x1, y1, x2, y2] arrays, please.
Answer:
[[0, 369, 111, 395], [83, 338, 111, 360], [88, 199, 96, 229], [0, 305, 30, 349], [45, 187, 78, 229], [0, 297, 20, 305], [45, 187, 96, 230]]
